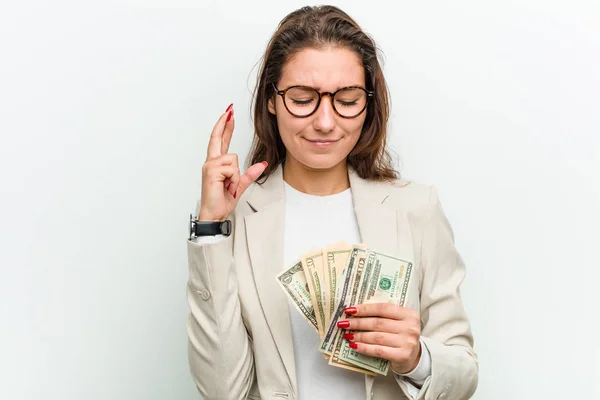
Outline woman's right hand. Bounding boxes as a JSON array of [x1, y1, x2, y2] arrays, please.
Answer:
[[198, 104, 268, 222]]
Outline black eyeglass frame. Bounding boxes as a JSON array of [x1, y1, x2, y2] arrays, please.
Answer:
[[272, 83, 375, 119]]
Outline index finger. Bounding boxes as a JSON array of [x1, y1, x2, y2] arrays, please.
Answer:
[[344, 303, 417, 321], [221, 107, 235, 155], [206, 108, 231, 160]]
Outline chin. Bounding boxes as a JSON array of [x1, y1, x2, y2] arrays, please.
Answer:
[[298, 154, 347, 171]]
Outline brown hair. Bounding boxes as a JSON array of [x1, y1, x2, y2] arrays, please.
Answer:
[[248, 5, 398, 182]]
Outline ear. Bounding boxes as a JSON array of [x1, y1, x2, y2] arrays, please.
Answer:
[[268, 96, 276, 115]]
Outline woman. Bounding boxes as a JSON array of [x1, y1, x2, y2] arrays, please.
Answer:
[[187, 5, 478, 400]]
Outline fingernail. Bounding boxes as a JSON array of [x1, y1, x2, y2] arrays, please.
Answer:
[[261, 161, 268, 168], [337, 320, 350, 329], [226, 182, 232, 191], [349, 342, 358, 349], [226, 110, 233, 122], [226, 103, 233, 112], [343, 333, 354, 341], [344, 306, 357, 315], [233, 191, 237, 199]]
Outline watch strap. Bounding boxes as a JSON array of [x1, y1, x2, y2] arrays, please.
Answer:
[[189, 214, 232, 240]]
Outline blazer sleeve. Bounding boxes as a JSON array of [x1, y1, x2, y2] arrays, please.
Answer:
[[398, 186, 479, 400], [186, 210, 255, 400]]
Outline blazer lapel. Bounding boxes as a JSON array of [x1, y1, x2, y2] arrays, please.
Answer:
[[349, 168, 417, 301], [349, 168, 418, 396], [244, 166, 297, 392], [349, 168, 399, 255]]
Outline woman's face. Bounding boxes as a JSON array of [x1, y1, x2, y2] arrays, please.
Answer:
[[269, 47, 367, 171]]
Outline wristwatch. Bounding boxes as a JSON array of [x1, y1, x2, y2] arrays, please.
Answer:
[[189, 214, 232, 240]]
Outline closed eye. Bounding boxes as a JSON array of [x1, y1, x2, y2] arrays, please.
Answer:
[[291, 98, 315, 106]]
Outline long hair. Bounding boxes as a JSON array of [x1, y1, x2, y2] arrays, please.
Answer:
[[248, 5, 398, 182]]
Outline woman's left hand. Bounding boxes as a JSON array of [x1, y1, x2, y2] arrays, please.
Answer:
[[338, 303, 422, 374]]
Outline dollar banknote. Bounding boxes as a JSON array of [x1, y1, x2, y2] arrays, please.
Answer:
[[300, 248, 327, 338], [325, 330, 376, 376], [275, 260, 318, 332], [319, 245, 375, 375], [319, 245, 367, 355], [330, 250, 413, 375], [276, 241, 413, 376], [322, 241, 351, 326]]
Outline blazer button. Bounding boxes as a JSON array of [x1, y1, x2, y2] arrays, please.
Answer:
[[197, 289, 211, 300]]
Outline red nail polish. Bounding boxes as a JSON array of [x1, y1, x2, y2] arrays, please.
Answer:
[[343, 333, 354, 341], [226, 103, 233, 112], [349, 342, 358, 349], [226, 110, 233, 122], [261, 161, 268, 168], [226, 182, 232, 191], [337, 320, 350, 329], [344, 306, 357, 315], [233, 191, 237, 199]]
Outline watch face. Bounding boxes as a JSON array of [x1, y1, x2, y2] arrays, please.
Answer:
[[220, 220, 232, 236]]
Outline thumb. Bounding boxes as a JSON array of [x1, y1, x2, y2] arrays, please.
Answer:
[[234, 161, 268, 198]]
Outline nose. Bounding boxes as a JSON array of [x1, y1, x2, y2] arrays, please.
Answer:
[[313, 95, 336, 133]]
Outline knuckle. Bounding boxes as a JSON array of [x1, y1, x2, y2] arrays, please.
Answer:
[[374, 318, 386, 331], [406, 335, 418, 348], [373, 332, 385, 345], [409, 324, 420, 337], [402, 348, 413, 360], [412, 319, 421, 332], [373, 346, 385, 358]]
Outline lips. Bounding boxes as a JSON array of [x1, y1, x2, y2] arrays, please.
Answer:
[[304, 138, 339, 148], [305, 138, 340, 143]]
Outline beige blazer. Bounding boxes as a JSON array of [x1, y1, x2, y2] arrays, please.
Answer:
[[186, 165, 478, 400]]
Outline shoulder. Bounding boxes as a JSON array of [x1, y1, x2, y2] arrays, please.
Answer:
[[384, 179, 456, 241], [379, 178, 439, 216]]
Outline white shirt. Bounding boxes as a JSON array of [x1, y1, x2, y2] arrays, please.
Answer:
[[194, 182, 432, 399], [283, 182, 365, 400]]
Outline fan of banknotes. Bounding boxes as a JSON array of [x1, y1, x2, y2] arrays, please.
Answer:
[[276, 241, 413, 376]]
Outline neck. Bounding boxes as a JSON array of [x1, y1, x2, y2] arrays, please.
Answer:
[[282, 157, 350, 196]]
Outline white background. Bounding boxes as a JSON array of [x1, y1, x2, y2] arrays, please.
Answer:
[[1, 1, 599, 399]]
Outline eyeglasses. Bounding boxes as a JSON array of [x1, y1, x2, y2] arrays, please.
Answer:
[[273, 84, 374, 119]]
